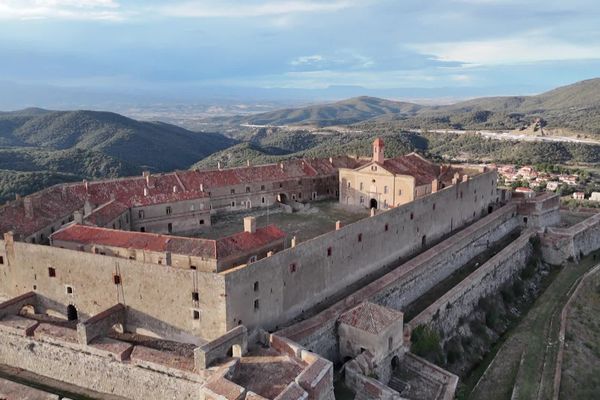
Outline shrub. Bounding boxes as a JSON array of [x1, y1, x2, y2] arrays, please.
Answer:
[[411, 325, 444, 364]]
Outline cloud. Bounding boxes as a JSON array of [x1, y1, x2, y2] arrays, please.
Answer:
[[0, 0, 122, 20], [290, 55, 324, 66], [412, 31, 600, 65], [160, 0, 367, 18], [289, 52, 374, 70]]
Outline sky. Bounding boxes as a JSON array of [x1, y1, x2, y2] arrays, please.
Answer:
[[1, 0, 600, 107]]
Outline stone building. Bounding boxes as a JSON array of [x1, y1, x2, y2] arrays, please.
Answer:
[[339, 138, 459, 209]]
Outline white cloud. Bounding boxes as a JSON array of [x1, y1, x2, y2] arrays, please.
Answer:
[[0, 0, 122, 20], [412, 31, 600, 65], [290, 54, 324, 66], [160, 0, 367, 18]]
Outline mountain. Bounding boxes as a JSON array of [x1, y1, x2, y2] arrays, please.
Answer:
[[0, 109, 237, 171], [207, 96, 424, 127], [0, 108, 238, 202], [206, 78, 600, 136]]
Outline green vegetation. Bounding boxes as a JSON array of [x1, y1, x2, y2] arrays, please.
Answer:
[[410, 325, 444, 364]]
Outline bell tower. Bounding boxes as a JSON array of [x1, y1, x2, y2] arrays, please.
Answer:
[[373, 137, 384, 163]]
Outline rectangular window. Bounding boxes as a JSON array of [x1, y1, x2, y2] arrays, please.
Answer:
[[360, 182, 363, 190], [358, 233, 362, 242], [384, 186, 388, 194], [0, 256, 3, 265], [231, 201, 235, 207], [253, 281, 259, 292], [199, 219, 205, 225], [261, 197, 265, 204], [48, 267, 56, 277], [190, 265, 197, 270], [254, 299, 259, 311], [385, 223, 389, 232], [193, 310, 200, 320], [230, 189, 235, 194], [192, 291, 199, 301], [289, 263, 297, 273], [261, 185, 265, 191], [168, 223, 173, 233], [246, 186, 251, 193], [138, 210, 144, 219], [398, 189, 402, 195], [113, 274, 121, 285], [327, 247, 332, 257], [140, 227, 145, 232], [166, 206, 172, 215], [66, 286, 73, 294], [298, 192, 302, 198]]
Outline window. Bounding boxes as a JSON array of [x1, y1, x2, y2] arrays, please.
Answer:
[[0, 256, 3, 265], [433, 203, 436, 210], [327, 247, 332, 257], [66, 286, 73, 294], [168, 223, 173, 233], [360, 182, 364, 190], [246, 186, 251, 193], [385, 224, 389, 232], [199, 219, 205, 225], [193, 310, 200, 320], [113, 274, 121, 285], [230, 189, 235, 194], [261, 185, 265, 191], [261, 197, 265, 204], [140, 227, 145, 232], [112, 223, 116, 229], [47, 267, 56, 277], [358, 233, 362, 242], [347, 182, 351, 188], [231, 201, 235, 207], [254, 299, 259, 311], [279, 183, 283, 188], [398, 189, 402, 195], [360, 196, 364, 204], [166, 206, 172, 215], [192, 291, 199, 301], [253, 281, 259, 292], [298, 192, 302, 198], [248, 255, 257, 263], [384, 186, 388, 194], [298, 180, 302, 186], [190, 265, 197, 270], [138, 210, 144, 219], [289, 263, 297, 273], [410, 212, 414, 220]]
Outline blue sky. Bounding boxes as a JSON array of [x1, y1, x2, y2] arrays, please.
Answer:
[[1, 0, 600, 104]]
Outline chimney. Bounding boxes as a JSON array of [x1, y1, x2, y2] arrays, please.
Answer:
[[143, 187, 149, 197], [247, 160, 250, 167], [173, 185, 178, 193], [74, 211, 83, 224], [23, 197, 34, 219], [83, 179, 89, 192], [431, 178, 439, 193], [200, 183, 204, 192], [145, 174, 154, 188], [280, 162, 284, 171], [84, 199, 93, 216], [291, 236, 297, 247], [267, 251, 274, 257], [335, 220, 342, 230], [329, 157, 333, 164], [218, 162, 222, 170], [373, 137, 384, 164], [243, 216, 256, 234]]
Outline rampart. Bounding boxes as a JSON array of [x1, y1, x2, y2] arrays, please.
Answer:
[[542, 213, 600, 265], [223, 171, 499, 336], [407, 230, 535, 338], [278, 201, 519, 361]]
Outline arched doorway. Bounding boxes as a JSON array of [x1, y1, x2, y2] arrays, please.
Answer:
[[67, 304, 78, 321], [370, 198, 378, 209], [277, 193, 288, 204], [391, 356, 400, 371]]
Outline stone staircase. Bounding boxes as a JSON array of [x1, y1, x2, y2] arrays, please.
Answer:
[[388, 375, 408, 394]]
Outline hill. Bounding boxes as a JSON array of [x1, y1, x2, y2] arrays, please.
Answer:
[[0, 109, 238, 201], [206, 96, 423, 127]]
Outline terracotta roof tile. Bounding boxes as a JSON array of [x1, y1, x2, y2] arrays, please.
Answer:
[[338, 302, 402, 335], [216, 225, 286, 259]]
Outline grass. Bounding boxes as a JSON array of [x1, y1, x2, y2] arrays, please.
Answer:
[[466, 250, 600, 400]]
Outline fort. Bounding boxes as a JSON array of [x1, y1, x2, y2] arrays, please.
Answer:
[[0, 138, 597, 399]]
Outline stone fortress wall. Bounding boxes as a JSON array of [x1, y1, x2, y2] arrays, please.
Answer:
[[407, 229, 535, 339], [221, 170, 500, 334], [542, 213, 600, 265]]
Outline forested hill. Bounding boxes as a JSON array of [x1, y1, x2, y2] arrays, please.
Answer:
[[0, 108, 237, 202]]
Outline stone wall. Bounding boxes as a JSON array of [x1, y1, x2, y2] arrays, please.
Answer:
[[224, 171, 499, 334], [0, 330, 203, 400], [0, 241, 227, 342], [407, 230, 535, 338], [278, 201, 518, 362], [542, 213, 600, 265]]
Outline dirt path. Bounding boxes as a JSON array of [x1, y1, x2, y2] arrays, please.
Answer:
[[467, 251, 600, 400]]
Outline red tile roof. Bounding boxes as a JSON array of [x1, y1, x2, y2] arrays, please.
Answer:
[[0, 156, 361, 238], [51, 224, 217, 258], [84, 200, 129, 227], [380, 153, 441, 186], [338, 302, 402, 334], [216, 225, 286, 259]]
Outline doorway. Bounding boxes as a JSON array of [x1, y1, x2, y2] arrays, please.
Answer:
[[370, 198, 378, 209], [67, 304, 78, 321]]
